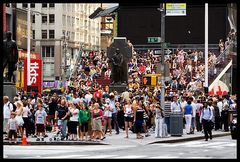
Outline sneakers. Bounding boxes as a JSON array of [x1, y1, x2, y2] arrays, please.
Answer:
[[36, 138, 40, 141], [41, 138, 44, 141]]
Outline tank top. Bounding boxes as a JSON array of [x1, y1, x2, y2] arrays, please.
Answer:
[[136, 107, 144, 121], [124, 105, 133, 117]]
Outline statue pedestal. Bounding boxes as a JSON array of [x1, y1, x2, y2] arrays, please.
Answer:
[[109, 84, 127, 94], [3, 82, 16, 102]]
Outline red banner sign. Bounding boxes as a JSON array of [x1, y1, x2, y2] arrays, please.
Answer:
[[18, 50, 40, 60], [24, 59, 42, 94], [3, 3, 6, 32]]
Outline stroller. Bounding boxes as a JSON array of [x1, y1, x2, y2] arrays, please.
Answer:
[[49, 120, 63, 141]]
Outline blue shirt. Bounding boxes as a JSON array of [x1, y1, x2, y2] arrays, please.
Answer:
[[200, 107, 213, 122], [184, 104, 192, 115]]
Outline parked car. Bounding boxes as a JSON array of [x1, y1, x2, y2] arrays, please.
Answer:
[[230, 114, 237, 139]]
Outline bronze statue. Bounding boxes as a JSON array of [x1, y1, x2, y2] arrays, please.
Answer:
[[3, 31, 18, 83], [107, 38, 133, 85], [111, 48, 124, 84]]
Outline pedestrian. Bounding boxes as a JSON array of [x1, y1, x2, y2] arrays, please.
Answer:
[[123, 99, 134, 138], [213, 101, 221, 130], [183, 100, 193, 134], [34, 99, 47, 141], [190, 97, 197, 134], [195, 99, 203, 132], [109, 93, 120, 134], [103, 99, 113, 136], [55, 99, 70, 140], [78, 103, 91, 141], [134, 100, 144, 139], [200, 101, 213, 141], [68, 101, 79, 141], [164, 96, 172, 134], [15, 101, 24, 137], [91, 103, 104, 141], [48, 97, 58, 129], [155, 104, 167, 138], [22, 100, 30, 137], [221, 104, 229, 132], [3, 96, 14, 139], [8, 113, 18, 144]]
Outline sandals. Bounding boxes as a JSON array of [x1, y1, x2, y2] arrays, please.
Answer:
[[136, 136, 143, 139]]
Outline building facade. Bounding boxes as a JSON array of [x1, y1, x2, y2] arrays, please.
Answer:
[[16, 3, 101, 83]]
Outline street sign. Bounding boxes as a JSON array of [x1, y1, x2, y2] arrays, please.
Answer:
[[147, 37, 161, 43], [166, 3, 186, 16]]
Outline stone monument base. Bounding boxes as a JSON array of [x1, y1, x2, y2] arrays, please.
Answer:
[[3, 82, 17, 102], [109, 84, 127, 94]]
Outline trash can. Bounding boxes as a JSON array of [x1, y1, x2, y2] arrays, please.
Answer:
[[170, 112, 183, 136]]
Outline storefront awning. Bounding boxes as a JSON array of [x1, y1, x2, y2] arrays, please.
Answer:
[[89, 5, 119, 19]]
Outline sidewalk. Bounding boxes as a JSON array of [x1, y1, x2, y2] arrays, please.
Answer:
[[3, 129, 231, 146]]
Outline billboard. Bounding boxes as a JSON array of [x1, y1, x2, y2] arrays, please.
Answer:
[[18, 50, 40, 60], [24, 59, 42, 94], [16, 9, 32, 50]]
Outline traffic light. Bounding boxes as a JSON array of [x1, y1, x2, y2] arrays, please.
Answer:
[[143, 76, 151, 85]]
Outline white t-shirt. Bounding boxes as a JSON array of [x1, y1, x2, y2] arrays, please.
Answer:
[[8, 118, 17, 130], [171, 102, 181, 112], [35, 110, 47, 124], [217, 101, 223, 114], [70, 108, 79, 122], [3, 101, 13, 119], [22, 106, 30, 118], [191, 102, 197, 118]]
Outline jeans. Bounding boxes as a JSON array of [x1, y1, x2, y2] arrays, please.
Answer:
[[58, 119, 68, 138], [191, 117, 195, 132], [164, 117, 170, 134], [112, 113, 119, 133]]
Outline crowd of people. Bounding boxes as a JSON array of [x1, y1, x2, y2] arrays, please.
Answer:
[[3, 38, 237, 143]]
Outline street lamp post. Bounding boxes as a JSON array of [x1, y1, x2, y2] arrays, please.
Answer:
[[27, 3, 31, 93], [160, 3, 165, 109], [61, 32, 69, 89]]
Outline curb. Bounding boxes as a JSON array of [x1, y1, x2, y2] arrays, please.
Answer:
[[3, 141, 109, 145], [147, 132, 231, 144]]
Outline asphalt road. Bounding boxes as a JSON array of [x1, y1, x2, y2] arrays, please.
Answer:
[[4, 136, 236, 159]]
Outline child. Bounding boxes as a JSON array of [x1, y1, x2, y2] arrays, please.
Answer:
[[34, 100, 47, 141], [8, 113, 18, 144]]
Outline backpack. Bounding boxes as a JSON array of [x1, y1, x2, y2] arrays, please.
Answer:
[[8, 102, 17, 112]]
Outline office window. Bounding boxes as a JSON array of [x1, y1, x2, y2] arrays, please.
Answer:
[[49, 3, 55, 7], [49, 30, 55, 39], [49, 14, 55, 23], [62, 15, 66, 26], [32, 30, 35, 39], [22, 3, 27, 8], [43, 63, 54, 77], [42, 3, 47, 8], [30, 3, 35, 8], [42, 16, 47, 23], [42, 30, 47, 39], [42, 46, 55, 57], [32, 15, 35, 23]]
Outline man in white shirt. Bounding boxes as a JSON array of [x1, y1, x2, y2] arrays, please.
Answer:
[[171, 96, 182, 113], [85, 91, 93, 105], [190, 97, 197, 134], [3, 96, 13, 137]]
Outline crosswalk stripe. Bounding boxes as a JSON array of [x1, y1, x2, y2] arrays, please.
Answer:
[[149, 156, 179, 159], [113, 155, 147, 159], [80, 155, 118, 159], [41, 155, 88, 159]]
